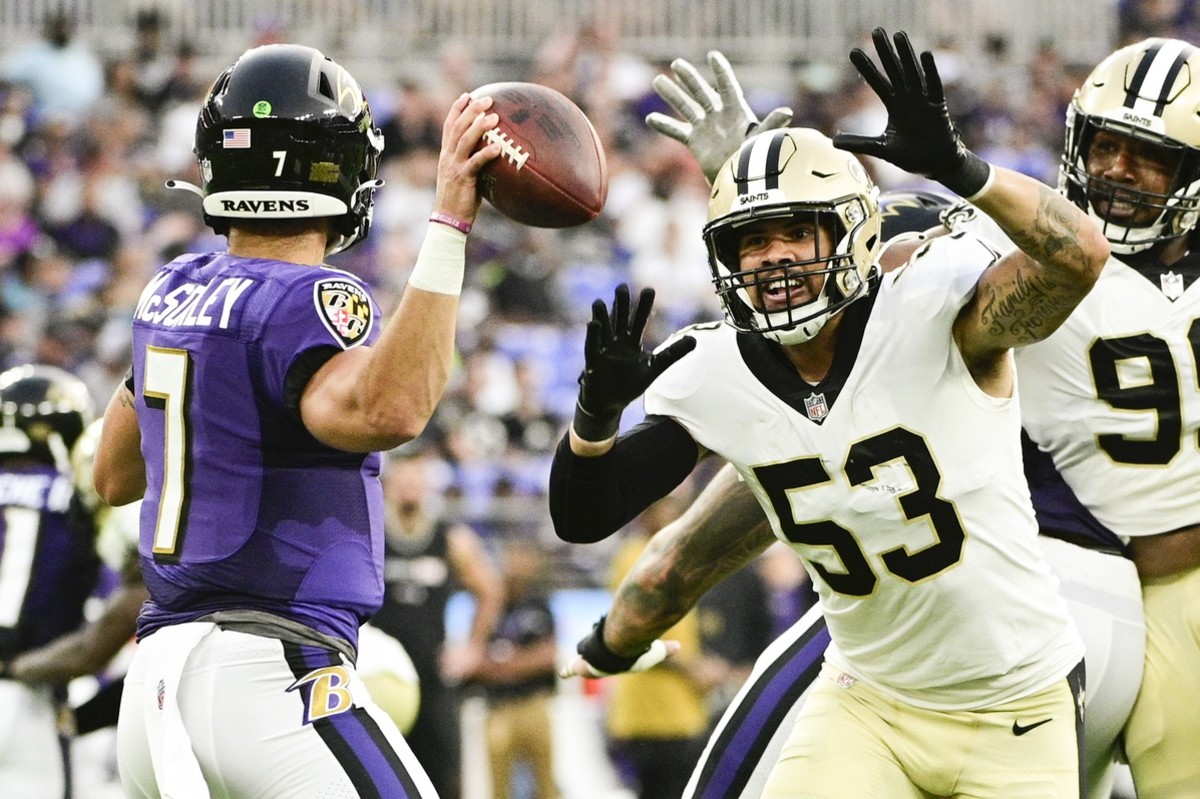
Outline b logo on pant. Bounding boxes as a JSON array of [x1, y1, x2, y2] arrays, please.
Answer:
[[287, 666, 355, 724]]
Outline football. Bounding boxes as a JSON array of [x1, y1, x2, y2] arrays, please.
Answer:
[[469, 81, 608, 228]]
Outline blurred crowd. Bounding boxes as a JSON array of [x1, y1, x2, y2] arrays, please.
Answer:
[[0, 1, 1193, 587], [3, 3, 1190, 797]]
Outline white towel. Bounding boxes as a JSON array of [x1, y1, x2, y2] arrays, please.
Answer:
[[146, 623, 217, 799]]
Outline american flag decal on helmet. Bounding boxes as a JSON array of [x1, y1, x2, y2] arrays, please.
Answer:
[[1124, 39, 1198, 117]]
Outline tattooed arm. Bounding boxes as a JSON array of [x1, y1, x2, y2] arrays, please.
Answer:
[[602, 464, 777, 656], [954, 167, 1109, 392], [94, 383, 147, 506]]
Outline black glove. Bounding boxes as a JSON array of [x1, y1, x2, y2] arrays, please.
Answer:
[[833, 28, 991, 199], [576, 616, 648, 674], [573, 284, 696, 442], [563, 615, 671, 678]]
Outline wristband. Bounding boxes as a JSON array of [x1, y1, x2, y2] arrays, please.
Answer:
[[428, 211, 472, 235], [407, 221, 466, 296], [962, 160, 996, 203], [577, 616, 648, 675], [941, 150, 992, 201], [572, 400, 620, 443]]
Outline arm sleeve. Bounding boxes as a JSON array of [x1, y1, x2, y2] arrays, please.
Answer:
[[548, 414, 700, 543], [259, 271, 380, 417]]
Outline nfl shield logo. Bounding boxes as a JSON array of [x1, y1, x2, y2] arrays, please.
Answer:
[[803, 392, 829, 421], [1161, 271, 1184, 300]]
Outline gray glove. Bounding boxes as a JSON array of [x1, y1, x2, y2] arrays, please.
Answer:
[[646, 51, 793, 183]]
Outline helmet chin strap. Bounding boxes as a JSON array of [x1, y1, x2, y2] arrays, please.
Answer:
[[164, 179, 205, 198], [354, 179, 386, 196], [759, 293, 832, 345]]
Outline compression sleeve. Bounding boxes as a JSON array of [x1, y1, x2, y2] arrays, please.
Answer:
[[548, 414, 700, 543]]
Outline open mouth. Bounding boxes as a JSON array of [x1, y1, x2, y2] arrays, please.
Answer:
[[1091, 188, 1155, 225], [1096, 197, 1139, 222], [758, 272, 814, 311]]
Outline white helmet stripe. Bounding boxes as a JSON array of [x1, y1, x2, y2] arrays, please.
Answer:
[[1126, 39, 1196, 117]]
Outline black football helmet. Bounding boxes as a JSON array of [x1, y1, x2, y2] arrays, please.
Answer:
[[174, 44, 384, 255], [0, 364, 94, 471]]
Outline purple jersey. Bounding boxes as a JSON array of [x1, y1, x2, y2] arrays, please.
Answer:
[[130, 253, 384, 648], [0, 463, 98, 661]]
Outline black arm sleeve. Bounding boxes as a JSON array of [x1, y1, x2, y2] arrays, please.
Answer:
[[282, 345, 341, 422], [548, 414, 700, 543]]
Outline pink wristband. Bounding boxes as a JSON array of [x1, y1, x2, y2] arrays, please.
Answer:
[[428, 212, 472, 235]]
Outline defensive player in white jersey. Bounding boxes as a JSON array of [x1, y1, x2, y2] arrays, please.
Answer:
[[640, 35, 1198, 799], [1030, 40, 1200, 798], [550, 29, 1109, 798], [947, 39, 1200, 797]]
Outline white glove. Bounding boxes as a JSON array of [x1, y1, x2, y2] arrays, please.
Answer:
[[645, 51, 793, 183], [558, 639, 676, 679]]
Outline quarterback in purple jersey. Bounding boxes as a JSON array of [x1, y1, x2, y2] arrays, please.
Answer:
[[0, 365, 97, 799], [92, 43, 502, 798]]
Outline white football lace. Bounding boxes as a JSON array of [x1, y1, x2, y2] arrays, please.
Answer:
[[483, 128, 530, 170]]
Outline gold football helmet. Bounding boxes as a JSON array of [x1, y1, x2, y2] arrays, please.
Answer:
[[1061, 38, 1200, 253], [704, 128, 881, 344]]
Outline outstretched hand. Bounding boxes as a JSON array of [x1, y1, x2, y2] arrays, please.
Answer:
[[833, 28, 991, 198], [573, 285, 696, 442], [646, 51, 793, 183]]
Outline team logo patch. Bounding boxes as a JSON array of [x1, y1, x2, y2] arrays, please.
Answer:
[[1161, 270, 1183, 300], [803, 391, 829, 421], [314, 277, 374, 348], [309, 162, 341, 183], [287, 666, 356, 725]]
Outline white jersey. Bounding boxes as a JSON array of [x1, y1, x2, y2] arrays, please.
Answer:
[[1018, 264, 1200, 538], [645, 234, 1083, 711], [948, 206, 1200, 538]]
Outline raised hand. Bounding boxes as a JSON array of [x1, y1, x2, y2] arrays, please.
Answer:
[[833, 28, 991, 199], [572, 284, 696, 442], [646, 51, 793, 183]]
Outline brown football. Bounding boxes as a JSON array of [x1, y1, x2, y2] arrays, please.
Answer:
[[469, 81, 608, 228]]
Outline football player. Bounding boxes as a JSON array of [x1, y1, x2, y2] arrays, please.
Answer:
[[1029, 39, 1200, 798], [0, 364, 98, 799], [12, 422, 427, 747], [90, 43, 501, 798], [632, 35, 1198, 799], [551, 28, 1109, 798]]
